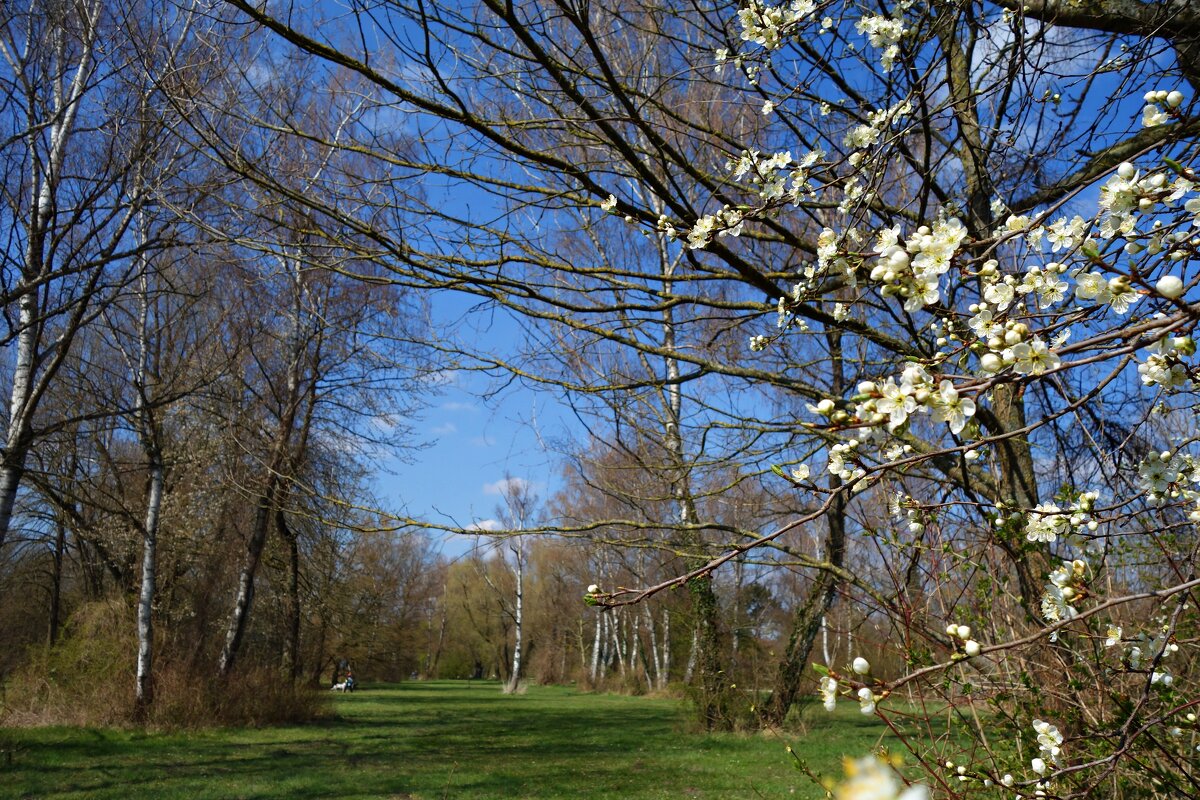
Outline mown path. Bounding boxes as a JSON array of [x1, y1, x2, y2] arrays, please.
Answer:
[[0, 681, 897, 798]]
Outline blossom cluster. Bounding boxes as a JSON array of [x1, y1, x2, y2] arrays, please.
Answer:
[[1040, 558, 1088, 626], [737, 0, 816, 51], [1023, 493, 1097, 544], [684, 5, 1200, 793], [854, 13, 907, 72], [1031, 719, 1063, 774], [1138, 449, 1200, 512]]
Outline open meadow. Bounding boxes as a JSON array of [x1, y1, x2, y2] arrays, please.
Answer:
[[0, 681, 910, 799]]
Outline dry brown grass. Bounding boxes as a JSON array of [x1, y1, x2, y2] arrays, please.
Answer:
[[0, 600, 326, 730]]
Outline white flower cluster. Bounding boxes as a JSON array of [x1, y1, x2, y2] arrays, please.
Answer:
[[1141, 88, 1185, 128], [866, 218, 967, 311], [814, 227, 859, 286], [1138, 449, 1200, 510], [1097, 161, 1193, 241], [819, 675, 838, 711], [843, 101, 912, 165], [687, 205, 745, 249], [809, 364, 978, 442], [1024, 504, 1067, 543], [737, 0, 816, 50], [1024, 492, 1097, 544], [1031, 719, 1064, 773], [1139, 332, 1196, 390], [695, 151, 827, 253], [1045, 214, 1088, 252], [855, 13, 907, 72], [1040, 558, 1087, 626], [831, 755, 930, 800], [945, 623, 981, 657], [857, 686, 876, 714], [828, 438, 867, 482], [1073, 271, 1142, 315], [1110, 621, 1180, 679]]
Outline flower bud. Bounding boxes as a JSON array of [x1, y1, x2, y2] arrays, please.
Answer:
[[1156, 275, 1185, 299], [1167, 90, 1185, 108], [852, 656, 870, 674], [1117, 162, 1136, 180], [964, 640, 981, 657]]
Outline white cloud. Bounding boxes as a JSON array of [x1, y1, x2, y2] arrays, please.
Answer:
[[483, 476, 533, 496], [430, 422, 458, 435], [441, 401, 478, 413], [467, 519, 503, 532]]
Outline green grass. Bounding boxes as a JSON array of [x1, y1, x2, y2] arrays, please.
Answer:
[[0, 681, 905, 799]]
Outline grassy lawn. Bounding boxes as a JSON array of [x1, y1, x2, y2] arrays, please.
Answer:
[[0, 681, 907, 799]]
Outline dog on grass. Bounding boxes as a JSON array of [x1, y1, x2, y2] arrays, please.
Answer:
[[331, 681, 349, 692]]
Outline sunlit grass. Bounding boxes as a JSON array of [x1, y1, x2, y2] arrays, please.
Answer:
[[1, 680, 914, 799]]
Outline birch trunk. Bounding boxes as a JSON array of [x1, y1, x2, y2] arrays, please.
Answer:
[[504, 549, 524, 693], [0, 0, 101, 551], [136, 455, 164, 709], [218, 252, 307, 678], [590, 609, 602, 682]]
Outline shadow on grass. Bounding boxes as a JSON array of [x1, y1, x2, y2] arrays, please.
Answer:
[[2, 681, 895, 799]]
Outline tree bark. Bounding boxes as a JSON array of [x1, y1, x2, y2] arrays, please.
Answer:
[[136, 454, 164, 711]]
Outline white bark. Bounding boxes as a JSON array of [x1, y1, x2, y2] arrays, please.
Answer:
[[589, 609, 602, 682], [660, 609, 670, 689], [137, 457, 164, 706], [682, 622, 698, 684], [0, 1, 101, 548], [645, 604, 662, 687], [504, 547, 524, 693]]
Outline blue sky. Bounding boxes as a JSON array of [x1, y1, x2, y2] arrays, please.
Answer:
[[377, 373, 566, 537], [371, 290, 573, 550]]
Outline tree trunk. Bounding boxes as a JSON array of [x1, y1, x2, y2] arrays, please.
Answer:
[[682, 621, 698, 684], [761, 324, 848, 727], [218, 489, 278, 677], [279, 508, 301, 682], [0, 292, 38, 548], [760, 494, 846, 726], [48, 517, 66, 645], [590, 609, 602, 682], [504, 551, 523, 693], [0, 1, 100, 553], [218, 252, 307, 679], [136, 455, 165, 711]]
